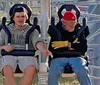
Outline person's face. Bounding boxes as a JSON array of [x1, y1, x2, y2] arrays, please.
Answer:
[[62, 19, 77, 32], [13, 12, 28, 28]]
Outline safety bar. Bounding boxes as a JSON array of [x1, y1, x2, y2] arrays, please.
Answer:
[[76, 17, 86, 38], [2, 17, 12, 44], [1, 49, 35, 56], [48, 17, 62, 40], [33, 17, 41, 34]]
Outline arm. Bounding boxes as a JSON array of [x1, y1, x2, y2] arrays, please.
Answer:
[[0, 29, 14, 52], [36, 41, 52, 57], [32, 30, 52, 57], [0, 45, 14, 52], [51, 33, 87, 54], [71, 33, 87, 54]]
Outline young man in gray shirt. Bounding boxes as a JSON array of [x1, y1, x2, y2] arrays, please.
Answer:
[[0, 5, 52, 85]]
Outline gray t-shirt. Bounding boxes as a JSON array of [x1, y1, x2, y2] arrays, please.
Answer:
[[0, 23, 42, 50]]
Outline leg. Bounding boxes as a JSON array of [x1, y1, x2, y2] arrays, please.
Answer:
[[2, 55, 17, 85], [18, 56, 38, 85], [20, 65, 36, 85], [48, 58, 68, 85], [69, 57, 91, 85]]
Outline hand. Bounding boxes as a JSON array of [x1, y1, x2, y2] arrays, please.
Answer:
[[51, 41, 69, 49], [2, 45, 14, 52], [41, 49, 53, 57], [69, 38, 79, 50]]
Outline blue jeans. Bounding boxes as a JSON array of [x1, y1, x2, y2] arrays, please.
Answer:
[[48, 57, 91, 85]]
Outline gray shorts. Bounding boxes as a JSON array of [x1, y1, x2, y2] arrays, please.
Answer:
[[1, 55, 38, 72]]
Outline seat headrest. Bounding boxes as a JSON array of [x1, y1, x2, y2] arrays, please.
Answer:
[[9, 4, 32, 19], [58, 4, 80, 20], [9, 4, 32, 25]]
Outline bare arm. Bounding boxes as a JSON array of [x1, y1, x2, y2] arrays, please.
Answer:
[[36, 41, 52, 57], [0, 45, 14, 52]]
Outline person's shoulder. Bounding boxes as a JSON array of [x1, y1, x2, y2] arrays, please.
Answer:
[[56, 21, 62, 26], [75, 23, 81, 31], [7, 23, 15, 29], [0, 29, 6, 35], [56, 21, 63, 30], [26, 24, 32, 29]]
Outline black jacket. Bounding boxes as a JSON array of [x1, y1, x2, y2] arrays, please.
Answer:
[[48, 21, 87, 59]]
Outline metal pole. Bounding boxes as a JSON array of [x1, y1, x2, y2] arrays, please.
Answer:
[[40, 0, 50, 62], [38, 1, 50, 85]]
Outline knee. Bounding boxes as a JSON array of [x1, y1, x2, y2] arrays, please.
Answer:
[[25, 65, 36, 76], [3, 65, 13, 76], [49, 67, 62, 77]]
